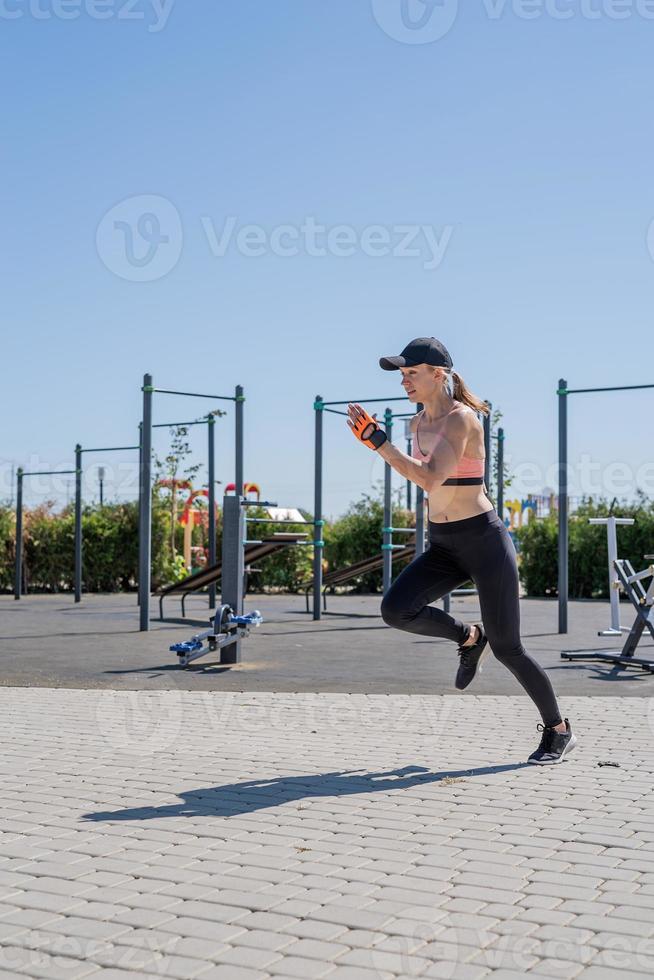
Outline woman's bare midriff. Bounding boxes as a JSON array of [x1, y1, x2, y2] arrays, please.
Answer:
[[426, 484, 495, 524]]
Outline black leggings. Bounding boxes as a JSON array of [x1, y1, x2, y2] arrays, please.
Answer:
[[380, 509, 562, 727]]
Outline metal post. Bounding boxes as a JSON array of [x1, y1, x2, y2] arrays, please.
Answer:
[[137, 422, 143, 608], [558, 379, 568, 634], [74, 444, 82, 603], [404, 419, 412, 511], [98, 467, 105, 507], [235, 385, 244, 496], [483, 403, 492, 490], [221, 493, 244, 663], [207, 414, 217, 609], [415, 405, 425, 558], [14, 468, 23, 599], [139, 374, 153, 631], [497, 427, 505, 522], [382, 408, 393, 594], [313, 396, 324, 620]]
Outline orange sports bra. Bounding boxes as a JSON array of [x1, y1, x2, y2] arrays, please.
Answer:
[[412, 408, 485, 486]]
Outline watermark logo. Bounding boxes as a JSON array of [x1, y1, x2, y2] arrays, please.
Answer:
[[371, 0, 459, 43], [95, 690, 184, 755], [201, 216, 454, 270], [96, 194, 183, 282], [0, 0, 175, 32]]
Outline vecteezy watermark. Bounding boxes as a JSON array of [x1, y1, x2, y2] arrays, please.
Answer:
[[371, 0, 460, 44], [0, 0, 175, 31], [200, 215, 454, 271], [371, 0, 654, 44], [96, 194, 183, 282], [96, 195, 455, 281], [95, 689, 185, 756]]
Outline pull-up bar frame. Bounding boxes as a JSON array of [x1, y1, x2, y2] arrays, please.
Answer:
[[73, 443, 140, 603], [14, 467, 77, 599], [557, 379, 654, 634], [139, 374, 244, 631]]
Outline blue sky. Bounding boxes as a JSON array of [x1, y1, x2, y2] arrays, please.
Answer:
[[2, 0, 653, 518]]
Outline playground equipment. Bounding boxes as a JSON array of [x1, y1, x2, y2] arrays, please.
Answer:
[[561, 550, 654, 673], [557, 378, 654, 633], [156, 479, 219, 575], [170, 494, 263, 665], [14, 466, 77, 599], [139, 375, 244, 632], [312, 395, 497, 619], [505, 497, 538, 531]]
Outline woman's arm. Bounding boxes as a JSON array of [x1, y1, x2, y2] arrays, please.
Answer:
[[376, 411, 470, 493]]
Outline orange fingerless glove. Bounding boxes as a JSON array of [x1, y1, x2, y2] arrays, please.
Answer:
[[350, 408, 388, 451]]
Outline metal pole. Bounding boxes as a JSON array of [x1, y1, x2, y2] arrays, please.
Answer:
[[235, 385, 244, 496], [139, 374, 153, 631], [415, 404, 425, 558], [221, 493, 244, 663], [406, 434, 412, 511], [313, 396, 324, 620], [558, 379, 568, 634], [483, 403, 492, 490], [207, 414, 217, 609], [14, 468, 23, 599], [137, 422, 143, 608], [382, 408, 393, 594], [98, 467, 105, 507], [74, 444, 82, 603], [497, 427, 505, 522]]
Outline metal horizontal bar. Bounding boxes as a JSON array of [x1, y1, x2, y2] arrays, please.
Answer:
[[153, 420, 210, 429], [153, 388, 235, 401], [241, 499, 278, 507], [246, 518, 314, 526], [20, 470, 77, 477], [564, 383, 654, 395], [324, 408, 349, 417], [322, 396, 410, 406], [81, 446, 139, 453]]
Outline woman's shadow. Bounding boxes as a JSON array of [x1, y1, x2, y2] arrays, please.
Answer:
[[83, 762, 528, 823]]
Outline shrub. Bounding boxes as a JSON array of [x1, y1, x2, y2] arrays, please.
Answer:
[[324, 492, 413, 593], [516, 493, 654, 598]]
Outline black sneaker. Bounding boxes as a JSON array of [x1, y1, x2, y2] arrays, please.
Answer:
[[528, 718, 577, 765], [455, 623, 489, 690]]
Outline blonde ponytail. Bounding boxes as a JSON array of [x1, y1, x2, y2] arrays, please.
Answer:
[[445, 369, 490, 415]]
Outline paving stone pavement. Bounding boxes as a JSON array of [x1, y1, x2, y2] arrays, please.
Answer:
[[1, 688, 654, 979]]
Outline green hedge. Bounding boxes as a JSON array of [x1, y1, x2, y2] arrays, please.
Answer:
[[4, 491, 652, 599], [516, 494, 654, 598], [0, 499, 173, 594], [323, 493, 414, 594]]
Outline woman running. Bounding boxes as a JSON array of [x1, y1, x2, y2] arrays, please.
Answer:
[[347, 337, 576, 765]]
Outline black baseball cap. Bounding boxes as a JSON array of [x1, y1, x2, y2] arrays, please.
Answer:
[[379, 337, 453, 372]]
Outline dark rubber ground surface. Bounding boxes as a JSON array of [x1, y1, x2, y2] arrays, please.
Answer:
[[1, 592, 653, 695]]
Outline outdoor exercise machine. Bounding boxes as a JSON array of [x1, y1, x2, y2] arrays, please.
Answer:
[[14, 466, 77, 598], [312, 395, 495, 620], [170, 494, 264, 666], [561, 549, 654, 673], [589, 516, 635, 636], [557, 378, 654, 633], [139, 374, 243, 632]]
